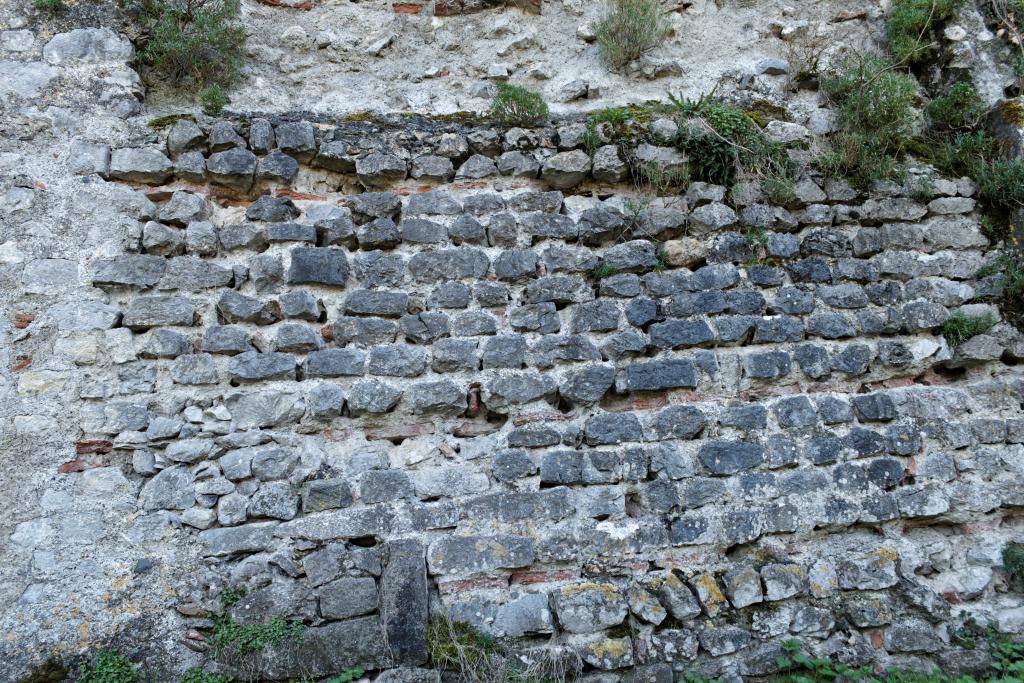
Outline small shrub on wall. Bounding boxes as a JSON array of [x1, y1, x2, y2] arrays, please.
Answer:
[[594, 0, 671, 70], [490, 83, 549, 126], [135, 0, 245, 88], [818, 54, 918, 186]]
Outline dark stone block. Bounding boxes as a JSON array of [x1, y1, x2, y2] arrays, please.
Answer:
[[382, 539, 429, 665]]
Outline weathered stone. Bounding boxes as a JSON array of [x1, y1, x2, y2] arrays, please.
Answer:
[[123, 296, 195, 330], [426, 535, 534, 574], [287, 247, 349, 286], [228, 351, 296, 381], [206, 148, 257, 191], [109, 147, 173, 184], [698, 440, 764, 475], [541, 150, 592, 189], [553, 583, 628, 633], [139, 466, 193, 510]]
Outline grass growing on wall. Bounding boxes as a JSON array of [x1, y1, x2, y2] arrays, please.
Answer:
[[490, 83, 549, 127], [667, 92, 795, 191], [818, 54, 918, 187], [887, 0, 965, 64], [135, 0, 245, 91], [594, 0, 671, 70]]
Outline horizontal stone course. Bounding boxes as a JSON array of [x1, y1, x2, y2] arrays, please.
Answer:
[[54, 114, 1024, 680]]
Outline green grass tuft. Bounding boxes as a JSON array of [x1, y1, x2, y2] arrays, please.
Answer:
[[819, 54, 918, 187], [200, 84, 229, 116], [490, 82, 549, 127], [181, 669, 232, 683], [32, 0, 65, 11], [77, 652, 135, 683], [594, 0, 671, 71], [927, 82, 986, 130], [210, 615, 304, 659], [136, 0, 245, 88], [942, 311, 997, 346], [887, 0, 965, 64]]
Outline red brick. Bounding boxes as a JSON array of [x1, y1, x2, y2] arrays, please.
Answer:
[[76, 439, 113, 454], [176, 603, 207, 617], [13, 313, 34, 329], [511, 569, 579, 585], [466, 384, 481, 418], [601, 394, 669, 413], [10, 356, 31, 372], [393, 2, 423, 13], [58, 456, 107, 473], [833, 8, 867, 22], [738, 382, 802, 401]]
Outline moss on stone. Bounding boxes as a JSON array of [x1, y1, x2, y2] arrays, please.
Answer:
[[147, 113, 195, 129]]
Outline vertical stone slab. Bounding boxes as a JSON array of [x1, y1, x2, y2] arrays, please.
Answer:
[[382, 539, 429, 665]]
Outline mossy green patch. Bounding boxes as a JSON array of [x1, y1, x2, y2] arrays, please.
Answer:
[[147, 113, 196, 129]]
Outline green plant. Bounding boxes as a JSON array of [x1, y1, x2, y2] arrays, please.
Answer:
[[78, 652, 135, 683], [887, 0, 965, 64], [744, 226, 769, 248], [927, 82, 986, 130], [1005, 542, 1024, 587], [635, 159, 688, 195], [181, 669, 233, 683], [582, 119, 601, 157], [32, 0, 65, 11], [210, 615, 304, 659], [324, 668, 366, 683], [909, 176, 936, 202], [490, 82, 549, 127], [582, 107, 634, 156], [200, 84, 229, 116], [763, 171, 798, 206], [819, 54, 918, 186], [593, 263, 619, 279], [594, 0, 671, 70], [217, 586, 247, 610], [975, 158, 1024, 209], [942, 311, 997, 346], [427, 615, 498, 673], [669, 92, 792, 190], [592, 106, 632, 125], [654, 247, 668, 272], [426, 614, 577, 683], [136, 0, 245, 87], [976, 249, 1024, 324]]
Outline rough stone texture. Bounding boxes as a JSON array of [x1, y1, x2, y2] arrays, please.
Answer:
[[2, 23, 1023, 683]]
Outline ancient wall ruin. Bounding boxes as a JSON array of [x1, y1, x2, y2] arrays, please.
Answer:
[[2, 1, 1024, 681]]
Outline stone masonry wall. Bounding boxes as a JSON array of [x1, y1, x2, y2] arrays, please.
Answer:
[[15, 106, 1023, 681]]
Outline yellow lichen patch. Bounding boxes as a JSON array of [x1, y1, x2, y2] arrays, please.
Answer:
[[999, 99, 1024, 127], [560, 582, 620, 600], [692, 572, 727, 613], [588, 637, 629, 659], [875, 547, 899, 562]]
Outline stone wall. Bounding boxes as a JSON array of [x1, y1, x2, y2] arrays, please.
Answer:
[[21, 107, 1024, 680]]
